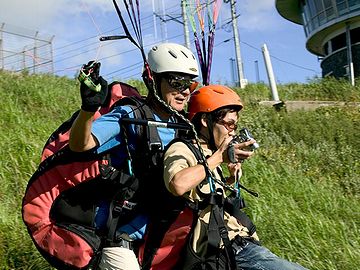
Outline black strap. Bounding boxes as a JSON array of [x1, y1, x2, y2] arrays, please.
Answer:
[[207, 193, 223, 249], [216, 167, 257, 236], [105, 170, 139, 246], [207, 190, 237, 270], [119, 96, 163, 153], [113, 96, 163, 157], [141, 196, 189, 270], [139, 101, 163, 159], [170, 139, 236, 269], [165, 138, 204, 162], [112, 0, 145, 60], [105, 97, 162, 245], [106, 194, 121, 245], [224, 197, 256, 236]]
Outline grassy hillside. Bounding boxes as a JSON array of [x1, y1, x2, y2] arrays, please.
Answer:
[[0, 70, 359, 269]]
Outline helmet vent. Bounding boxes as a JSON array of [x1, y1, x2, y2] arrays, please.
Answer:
[[181, 50, 189, 58], [213, 89, 225, 94], [168, 50, 178, 59]]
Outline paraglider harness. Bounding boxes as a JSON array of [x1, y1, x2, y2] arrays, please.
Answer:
[[21, 80, 191, 270], [139, 137, 260, 270], [23, 0, 246, 268]]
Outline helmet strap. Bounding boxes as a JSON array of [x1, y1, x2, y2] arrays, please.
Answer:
[[142, 64, 154, 93], [142, 67, 163, 99], [206, 114, 217, 152], [153, 74, 163, 100]]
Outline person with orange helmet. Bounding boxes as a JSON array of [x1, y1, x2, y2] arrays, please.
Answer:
[[162, 85, 308, 270]]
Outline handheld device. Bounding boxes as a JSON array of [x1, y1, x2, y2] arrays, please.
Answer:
[[227, 128, 259, 163], [78, 61, 102, 92]]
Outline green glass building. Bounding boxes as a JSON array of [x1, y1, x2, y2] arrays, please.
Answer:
[[276, 0, 360, 79]]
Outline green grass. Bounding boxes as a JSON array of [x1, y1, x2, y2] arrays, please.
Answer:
[[0, 70, 359, 269]]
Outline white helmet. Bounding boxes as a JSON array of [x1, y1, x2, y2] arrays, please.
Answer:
[[147, 43, 199, 77]]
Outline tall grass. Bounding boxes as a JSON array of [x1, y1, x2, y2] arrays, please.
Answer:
[[233, 81, 360, 269], [0, 70, 359, 269]]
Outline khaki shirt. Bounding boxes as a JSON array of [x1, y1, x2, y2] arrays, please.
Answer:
[[163, 141, 258, 257]]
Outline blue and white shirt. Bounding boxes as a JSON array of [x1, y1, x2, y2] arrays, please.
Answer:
[[92, 104, 177, 240]]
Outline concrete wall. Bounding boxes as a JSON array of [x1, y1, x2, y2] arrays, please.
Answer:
[[259, 100, 360, 112]]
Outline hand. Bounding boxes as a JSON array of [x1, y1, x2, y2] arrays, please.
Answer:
[[79, 61, 108, 112], [227, 138, 257, 164], [227, 163, 242, 184]]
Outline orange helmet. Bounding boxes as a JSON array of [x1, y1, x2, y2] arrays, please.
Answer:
[[188, 85, 243, 120]]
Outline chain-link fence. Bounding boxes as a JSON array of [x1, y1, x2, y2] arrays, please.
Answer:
[[0, 23, 54, 74]]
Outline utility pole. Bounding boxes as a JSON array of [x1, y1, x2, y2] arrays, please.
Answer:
[[255, 60, 260, 83], [22, 46, 26, 71], [160, 0, 168, 42], [228, 0, 246, 88], [262, 44, 280, 101], [34, 31, 38, 74], [229, 57, 238, 85], [0, 23, 4, 70], [346, 23, 355, 86], [181, 0, 191, 49], [50, 35, 55, 74], [152, 0, 158, 40]]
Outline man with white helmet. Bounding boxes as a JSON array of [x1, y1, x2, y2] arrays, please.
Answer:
[[69, 42, 199, 270]]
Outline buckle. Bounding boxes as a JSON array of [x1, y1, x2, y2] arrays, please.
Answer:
[[219, 226, 229, 239], [119, 239, 132, 249], [148, 142, 162, 152], [232, 235, 247, 248], [115, 233, 134, 250], [113, 200, 137, 213], [122, 200, 137, 211]]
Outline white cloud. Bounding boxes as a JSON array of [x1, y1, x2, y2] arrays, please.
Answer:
[[242, 0, 274, 13], [1, 0, 66, 30], [0, 0, 153, 33], [233, 0, 280, 32]]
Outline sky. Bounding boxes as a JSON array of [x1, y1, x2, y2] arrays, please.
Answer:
[[0, 0, 323, 85]]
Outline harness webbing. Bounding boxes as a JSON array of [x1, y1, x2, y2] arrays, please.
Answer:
[[167, 138, 255, 269], [105, 98, 163, 245], [207, 192, 236, 270]]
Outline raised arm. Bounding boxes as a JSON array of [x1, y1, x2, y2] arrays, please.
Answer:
[[69, 110, 98, 152], [69, 61, 108, 152], [165, 138, 256, 196]]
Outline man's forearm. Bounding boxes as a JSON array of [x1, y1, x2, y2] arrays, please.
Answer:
[[69, 110, 97, 152]]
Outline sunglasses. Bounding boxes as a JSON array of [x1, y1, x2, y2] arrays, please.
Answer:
[[217, 119, 238, 131], [165, 74, 199, 93]]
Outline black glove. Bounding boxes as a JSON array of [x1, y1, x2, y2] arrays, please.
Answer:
[[79, 61, 108, 112]]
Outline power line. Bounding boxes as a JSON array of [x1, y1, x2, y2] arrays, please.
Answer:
[[51, 2, 186, 76], [8, 11, 158, 68], [102, 32, 187, 79], [54, 31, 185, 77], [214, 37, 319, 74], [7, 1, 321, 81], [105, 60, 143, 77], [53, 12, 155, 52], [7, 2, 183, 74], [268, 53, 320, 74], [240, 40, 320, 74], [10, 21, 156, 70]]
